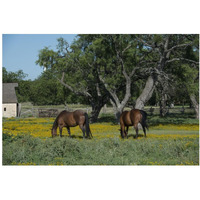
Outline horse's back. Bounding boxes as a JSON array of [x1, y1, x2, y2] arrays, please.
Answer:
[[120, 109, 142, 126], [57, 110, 69, 120], [73, 110, 86, 124], [57, 110, 76, 127], [130, 109, 142, 123], [130, 109, 141, 117], [73, 110, 85, 116]]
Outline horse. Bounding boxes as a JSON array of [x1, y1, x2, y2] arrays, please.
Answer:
[[119, 109, 148, 139], [51, 110, 92, 139]]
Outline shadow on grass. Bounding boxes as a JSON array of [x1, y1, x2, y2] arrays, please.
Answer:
[[96, 115, 118, 125], [118, 133, 146, 139], [57, 135, 92, 139], [92, 112, 198, 126], [147, 113, 199, 126], [126, 133, 146, 139]]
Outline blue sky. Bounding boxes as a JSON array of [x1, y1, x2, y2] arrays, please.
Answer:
[[2, 34, 77, 80]]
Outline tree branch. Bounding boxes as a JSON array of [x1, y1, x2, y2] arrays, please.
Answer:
[[96, 83, 101, 97], [58, 72, 92, 98], [166, 58, 199, 65], [122, 44, 132, 55], [130, 67, 140, 77], [98, 74, 121, 106], [166, 42, 192, 53], [164, 35, 170, 51]]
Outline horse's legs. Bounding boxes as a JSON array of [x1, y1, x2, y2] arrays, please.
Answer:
[[134, 124, 139, 139], [125, 126, 129, 138], [67, 127, 71, 138], [84, 124, 90, 138], [142, 125, 146, 137], [120, 124, 126, 138], [79, 124, 86, 139], [59, 126, 63, 137]]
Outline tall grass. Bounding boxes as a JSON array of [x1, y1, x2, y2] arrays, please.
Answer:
[[3, 133, 199, 165]]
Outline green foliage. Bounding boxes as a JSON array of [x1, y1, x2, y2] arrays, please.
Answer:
[[29, 71, 85, 105], [35, 47, 58, 70], [3, 67, 28, 82], [180, 64, 198, 94], [2, 66, 86, 105], [35, 35, 147, 105], [3, 67, 32, 102], [3, 133, 199, 165], [34, 35, 199, 109], [170, 62, 199, 104], [17, 80, 33, 102]]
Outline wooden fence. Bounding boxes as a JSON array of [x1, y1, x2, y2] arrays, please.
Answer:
[[19, 104, 195, 118], [38, 109, 59, 117]]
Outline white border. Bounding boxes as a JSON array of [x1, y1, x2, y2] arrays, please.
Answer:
[[1, 1, 200, 200]]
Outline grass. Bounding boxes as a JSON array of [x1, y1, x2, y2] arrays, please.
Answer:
[[3, 134, 199, 165], [2, 106, 199, 165], [2, 111, 199, 165]]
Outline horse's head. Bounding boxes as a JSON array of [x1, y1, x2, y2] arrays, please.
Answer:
[[51, 128, 57, 137], [119, 128, 124, 138]]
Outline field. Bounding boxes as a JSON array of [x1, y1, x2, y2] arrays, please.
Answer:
[[2, 107, 199, 165]]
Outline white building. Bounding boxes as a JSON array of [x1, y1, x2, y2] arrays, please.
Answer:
[[2, 83, 19, 118]]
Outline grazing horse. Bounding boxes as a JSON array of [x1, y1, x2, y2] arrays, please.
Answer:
[[120, 109, 148, 139], [51, 110, 92, 139]]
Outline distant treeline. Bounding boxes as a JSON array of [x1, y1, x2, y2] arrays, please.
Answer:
[[3, 67, 85, 105]]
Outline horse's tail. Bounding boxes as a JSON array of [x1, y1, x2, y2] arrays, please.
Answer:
[[84, 113, 92, 138], [139, 110, 148, 130]]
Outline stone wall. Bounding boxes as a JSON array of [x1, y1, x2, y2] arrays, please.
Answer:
[[2, 103, 17, 118]]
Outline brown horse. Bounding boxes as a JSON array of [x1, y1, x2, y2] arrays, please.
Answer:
[[120, 109, 148, 139], [51, 110, 92, 138]]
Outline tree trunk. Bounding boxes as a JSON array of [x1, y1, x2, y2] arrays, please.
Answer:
[[189, 94, 199, 119], [114, 106, 123, 123], [101, 75, 131, 123], [90, 97, 108, 123], [90, 104, 103, 123], [109, 100, 123, 123], [159, 93, 168, 117], [135, 76, 156, 110], [110, 78, 131, 123]]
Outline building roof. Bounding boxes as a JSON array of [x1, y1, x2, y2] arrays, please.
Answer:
[[3, 83, 18, 103]]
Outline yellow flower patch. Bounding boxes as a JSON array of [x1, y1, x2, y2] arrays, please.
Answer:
[[2, 118, 199, 140], [152, 124, 199, 131]]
